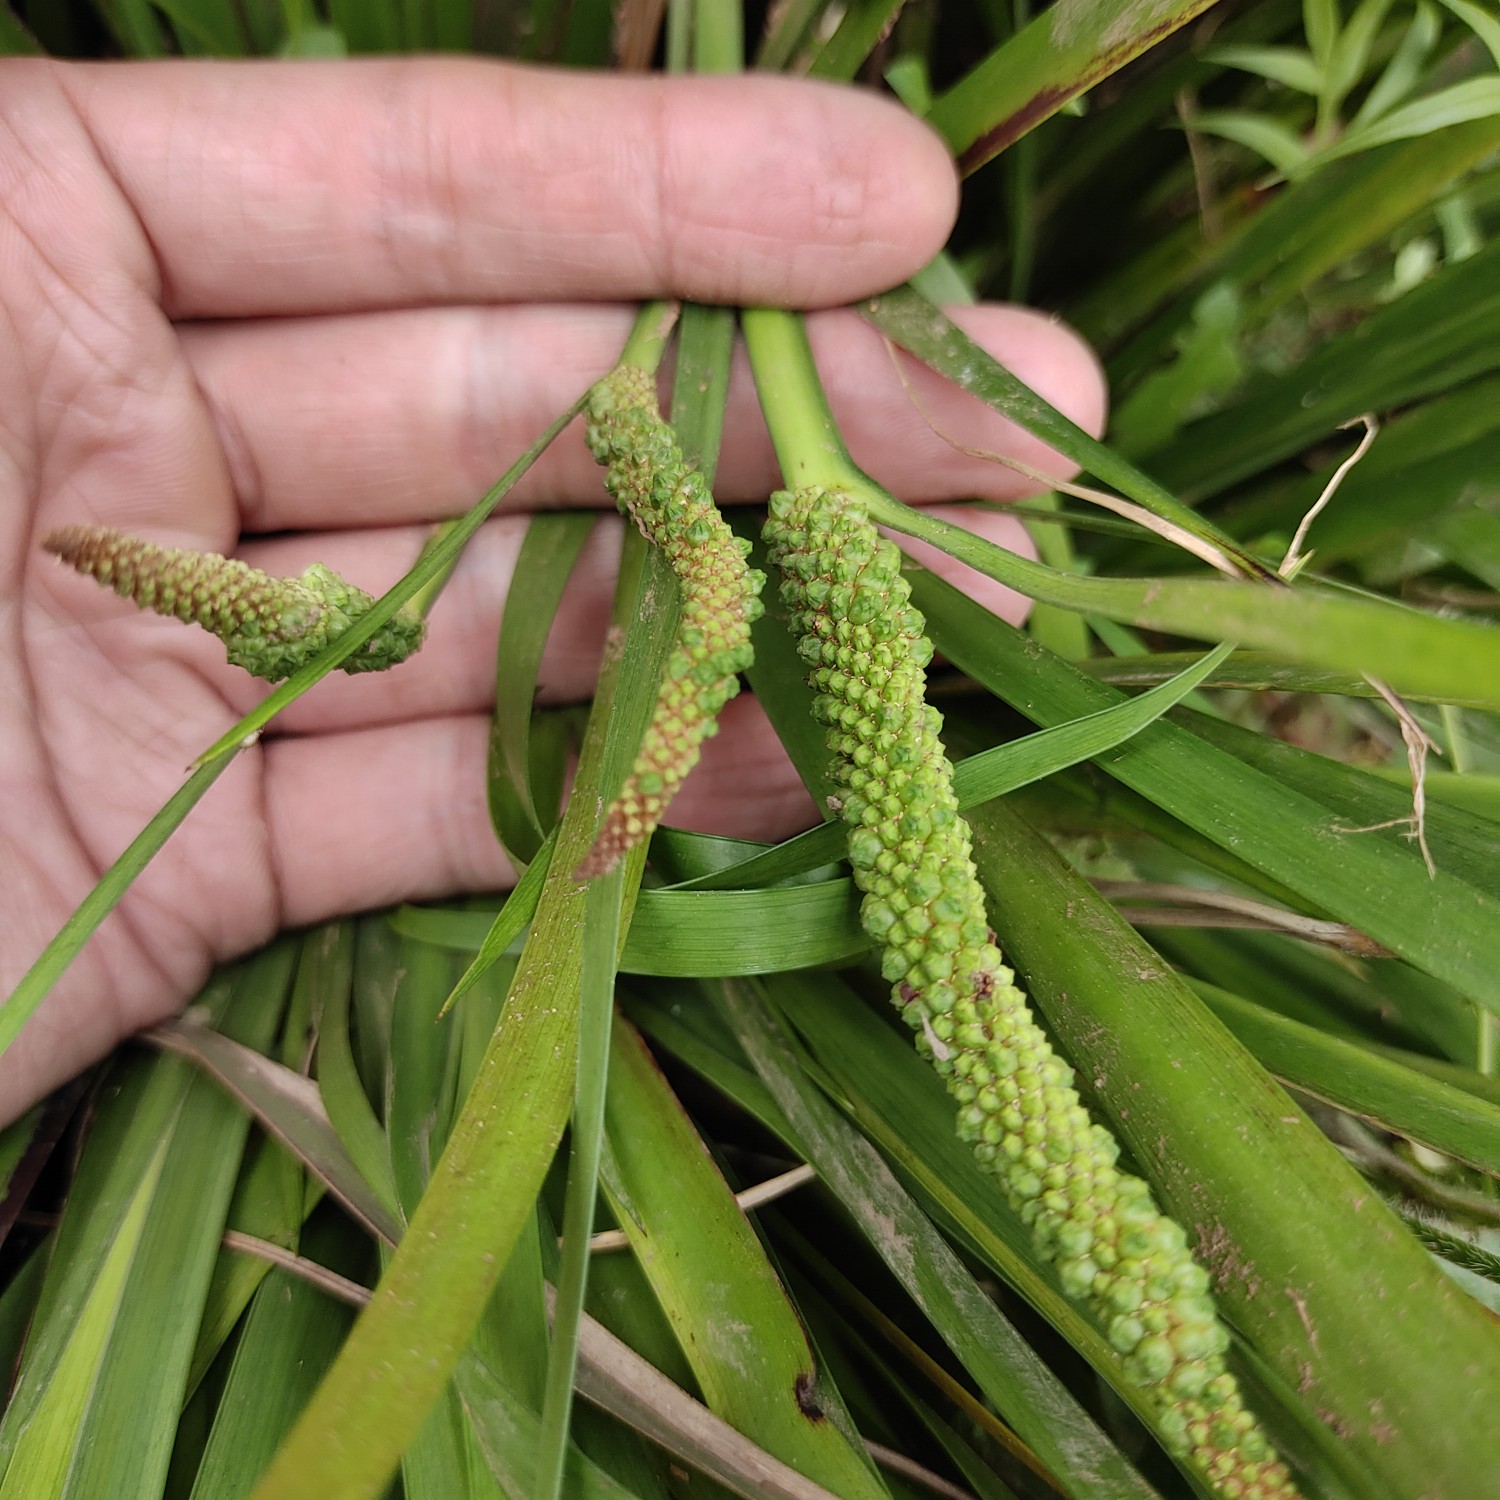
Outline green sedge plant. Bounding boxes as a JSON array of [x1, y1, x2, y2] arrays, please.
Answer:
[[4, 4, 1500, 1500]]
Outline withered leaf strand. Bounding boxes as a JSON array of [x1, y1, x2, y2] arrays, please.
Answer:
[[764, 485, 1298, 1500], [43, 525, 425, 681], [576, 363, 765, 878]]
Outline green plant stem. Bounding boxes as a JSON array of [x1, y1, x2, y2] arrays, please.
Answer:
[[0, 753, 240, 1057], [534, 868, 623, 1500], [618, 301, 678, 372], [691, 0, 743, 71], [741, 309, 861, 490]]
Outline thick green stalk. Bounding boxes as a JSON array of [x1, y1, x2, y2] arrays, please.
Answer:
[[42, 525, 424, 680], [763, 484, 1297, 1500], [577, 361, 764, 875]]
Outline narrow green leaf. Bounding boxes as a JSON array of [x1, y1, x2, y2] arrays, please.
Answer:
[[681, 643, 1233, 892], [490, 513, 597, 864], [1304, 0, 1340, 68], [0, 752, 240, 1058], [924, 0, 1222, 173], [670, 304, 737, 473], [1181, 710, 1500, 902], [326, 0, 400, 50], [247, 532, 660, 1500], [147, 0, 250, 53], [454, 1353, 643, 1500], [806, 0, 903, 81], [150, 1016, 400, 1247], [188, 1216, 362, 1500], [536, 870, 623, 1500], [0, 1137, 169, 1499], [1433, 0, 1500, 68], [1195, 981, 1500, 1177], [568, 1294, 859, 1500], [912, 567, 1500, 1012], [879, 495, 1500, 709], [1187, 110, 1313, 174], [1323, 76, 1500, 161], [1326, 0, 1396, 108], [381, 932, 466, 1217], [1080, 650, 1500, 708], [715, 980, 1163, 1500], [1151, 238, 1500, 498], [1353, 1, 1442, 125], [0, 954, 287, 1498], [754, 0, 824, 69], [600, 1016, 888, 1498], [854, 288, 1270, 577], [309, 924, 402, 1229], [186, 1135, 308, 1396], [1205, 44, 1325, 94], [444, 828, 557, 1009], [0, 5, 42, 52]]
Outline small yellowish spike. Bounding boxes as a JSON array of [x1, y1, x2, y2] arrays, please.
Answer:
[[574, 365, 764, 878], [42, 525, 425, 682]]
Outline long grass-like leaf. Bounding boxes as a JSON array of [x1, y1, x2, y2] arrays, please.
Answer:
[[913, 566, 1500, 1011], [968, 795, 1500, 1498], [0, 951, 288, 1498], [680, 643, 1231, 891], [600, 1015, 889, 1497], [489, 513, 596, 864], [715, 979, 1164, 1500], [1195, 981, 1500, 1177], [0, 754, 239, 1058], [924, 0, 1222, 173], [149, 1014, 400, 1246], [535, 869, 624, 1500]]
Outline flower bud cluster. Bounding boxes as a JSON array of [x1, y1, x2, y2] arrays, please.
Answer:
[[764, 486, 1296, 1500], [576, 364, 765, 877], [42, 525, 424, 681]]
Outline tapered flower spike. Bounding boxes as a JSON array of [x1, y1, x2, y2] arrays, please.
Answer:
[[574, 363, 764, 878], [42, 525, 425, 681], [765, 486, 1299, 1500]]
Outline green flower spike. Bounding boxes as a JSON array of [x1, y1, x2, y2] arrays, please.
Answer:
[[43, 525, 425, 682], [764, 486, 1298, 1500], [575, 363, 765, 878]]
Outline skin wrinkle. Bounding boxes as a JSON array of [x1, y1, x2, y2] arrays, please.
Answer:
[[639, 78, 677, 298], [367, 63, 474, 300], [46, 64, 165, 306], [194, 346, 267, 526]]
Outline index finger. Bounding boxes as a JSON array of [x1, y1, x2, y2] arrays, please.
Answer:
[[50, 57, 959, 318]]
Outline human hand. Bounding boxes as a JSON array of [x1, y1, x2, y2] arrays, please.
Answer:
[[1, 56, 1106, 1123]]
